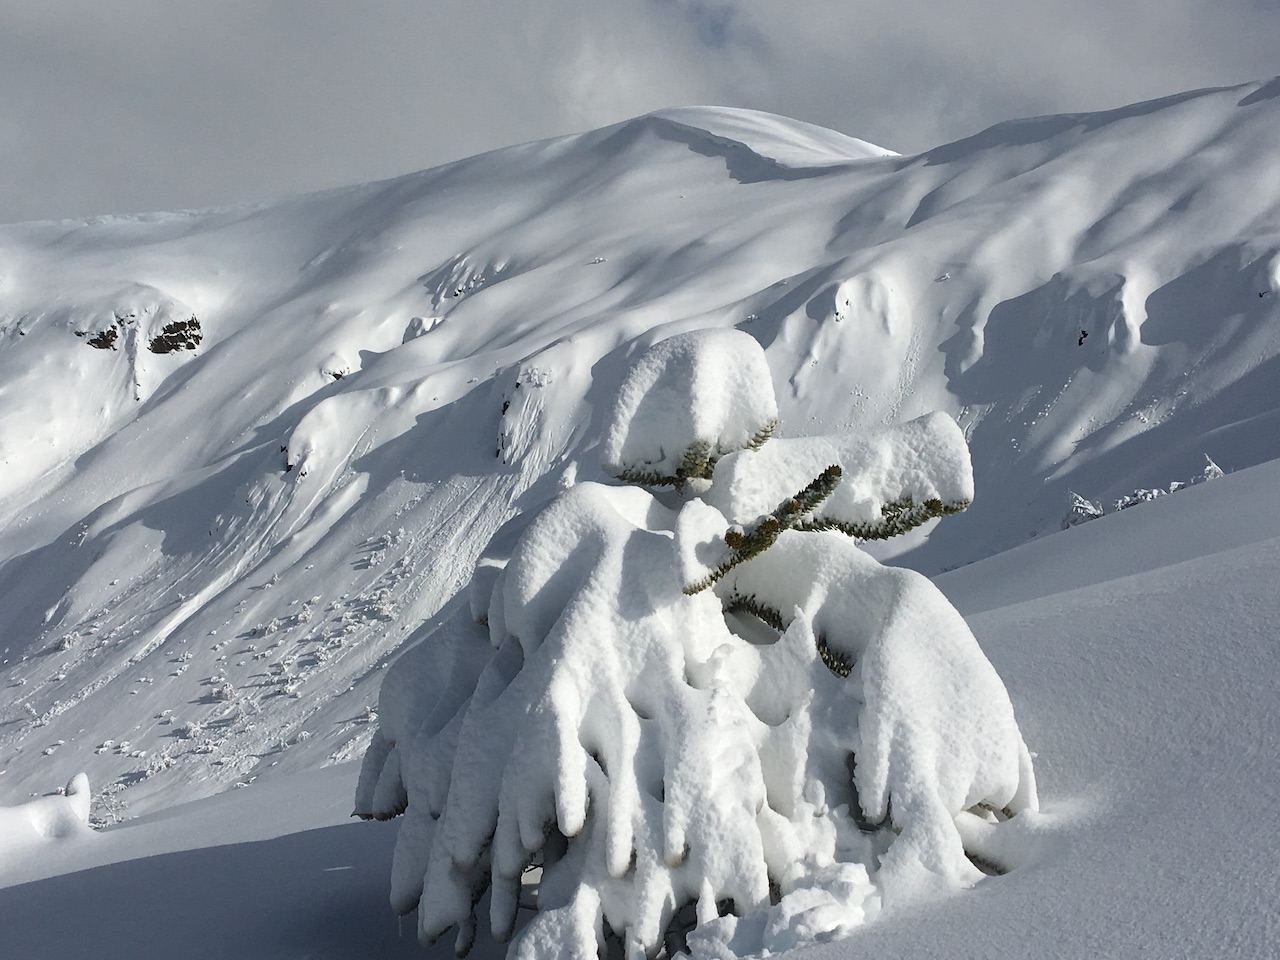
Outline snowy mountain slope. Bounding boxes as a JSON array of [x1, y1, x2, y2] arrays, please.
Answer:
[[4, 442, 1277, 960], [2, 83, 1280, 821]]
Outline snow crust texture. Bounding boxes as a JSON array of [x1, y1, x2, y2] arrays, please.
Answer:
[[356, 331, 1036, 959]]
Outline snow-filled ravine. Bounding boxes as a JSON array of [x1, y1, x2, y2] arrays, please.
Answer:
[[1, 76, 1279, 954]]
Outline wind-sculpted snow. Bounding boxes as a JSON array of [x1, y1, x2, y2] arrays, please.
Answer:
[[1, 82, 1279, 827], [356, 330, 1036, 958]]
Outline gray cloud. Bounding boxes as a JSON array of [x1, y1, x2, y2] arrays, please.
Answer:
[[1, 0, 1277, 224]]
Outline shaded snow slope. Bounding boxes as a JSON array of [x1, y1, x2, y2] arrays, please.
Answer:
[[0, 764, 426, 960], [937, 455, 1280, 616], [2, 85, 1279, 819], [4, 439, 1277, 959]]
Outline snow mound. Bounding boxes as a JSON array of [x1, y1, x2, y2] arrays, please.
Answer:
[[601, 329, 778, 485], [0, 773, 92, 862]]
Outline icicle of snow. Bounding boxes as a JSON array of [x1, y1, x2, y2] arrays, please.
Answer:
[[353, 614, 491, 822]]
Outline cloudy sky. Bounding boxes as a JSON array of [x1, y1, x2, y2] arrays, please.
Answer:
[[3, 0, 1278, 224]]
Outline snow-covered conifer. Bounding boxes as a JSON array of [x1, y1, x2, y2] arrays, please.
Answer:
[[1062, 490, 1104, 529], [356, 328, 1037, 959]]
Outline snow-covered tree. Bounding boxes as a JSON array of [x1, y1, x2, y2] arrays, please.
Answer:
[[1062, 490, 1104, 529], [355, 328, 1038, 959]]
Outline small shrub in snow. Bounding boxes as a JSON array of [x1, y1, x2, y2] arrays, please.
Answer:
[[91, 783, 128, 828], [1061, 490, 1104, 529], [208, 674, 235, 702], [356, 329, 1037, 959], [146, 752, 177, 775], [1114, 487, 1165, 511], [1067, 455, 1227, 527]]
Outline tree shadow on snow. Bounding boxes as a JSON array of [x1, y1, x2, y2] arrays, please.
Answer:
[[0, 819, 495, 960]]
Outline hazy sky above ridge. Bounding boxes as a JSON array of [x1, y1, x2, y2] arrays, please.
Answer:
[[3, 0, 1278, 224]]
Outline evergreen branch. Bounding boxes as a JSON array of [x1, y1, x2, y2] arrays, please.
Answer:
[[798, 496, 971, 542], [612, 466, 686, 487], [683, 465, 843, 594], [724, 594, 787, 632], [746, 418, 777, 451], [612, 419, 777, 488], [725, 593, 852, 678], [816, 637, 853, 678], [677, 439, 714, 482]]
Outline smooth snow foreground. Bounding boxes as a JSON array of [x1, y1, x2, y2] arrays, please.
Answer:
[[4, 456, 1278, 958]]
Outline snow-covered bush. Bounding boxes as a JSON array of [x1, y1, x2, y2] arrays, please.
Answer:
[[1064, 455, 1227, 528], [356, 328, 1038, 959], [1061, 490, 1104, 529]]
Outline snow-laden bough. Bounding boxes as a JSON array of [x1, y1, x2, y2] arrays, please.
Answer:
[[355, 328, 1037, 959]]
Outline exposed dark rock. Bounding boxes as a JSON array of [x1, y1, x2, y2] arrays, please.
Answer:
[[87, 327, 119, 350], [148, 316, 202, 354]]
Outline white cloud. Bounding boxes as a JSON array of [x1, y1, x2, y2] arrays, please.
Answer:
[[0, 0, 1277, 223]]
